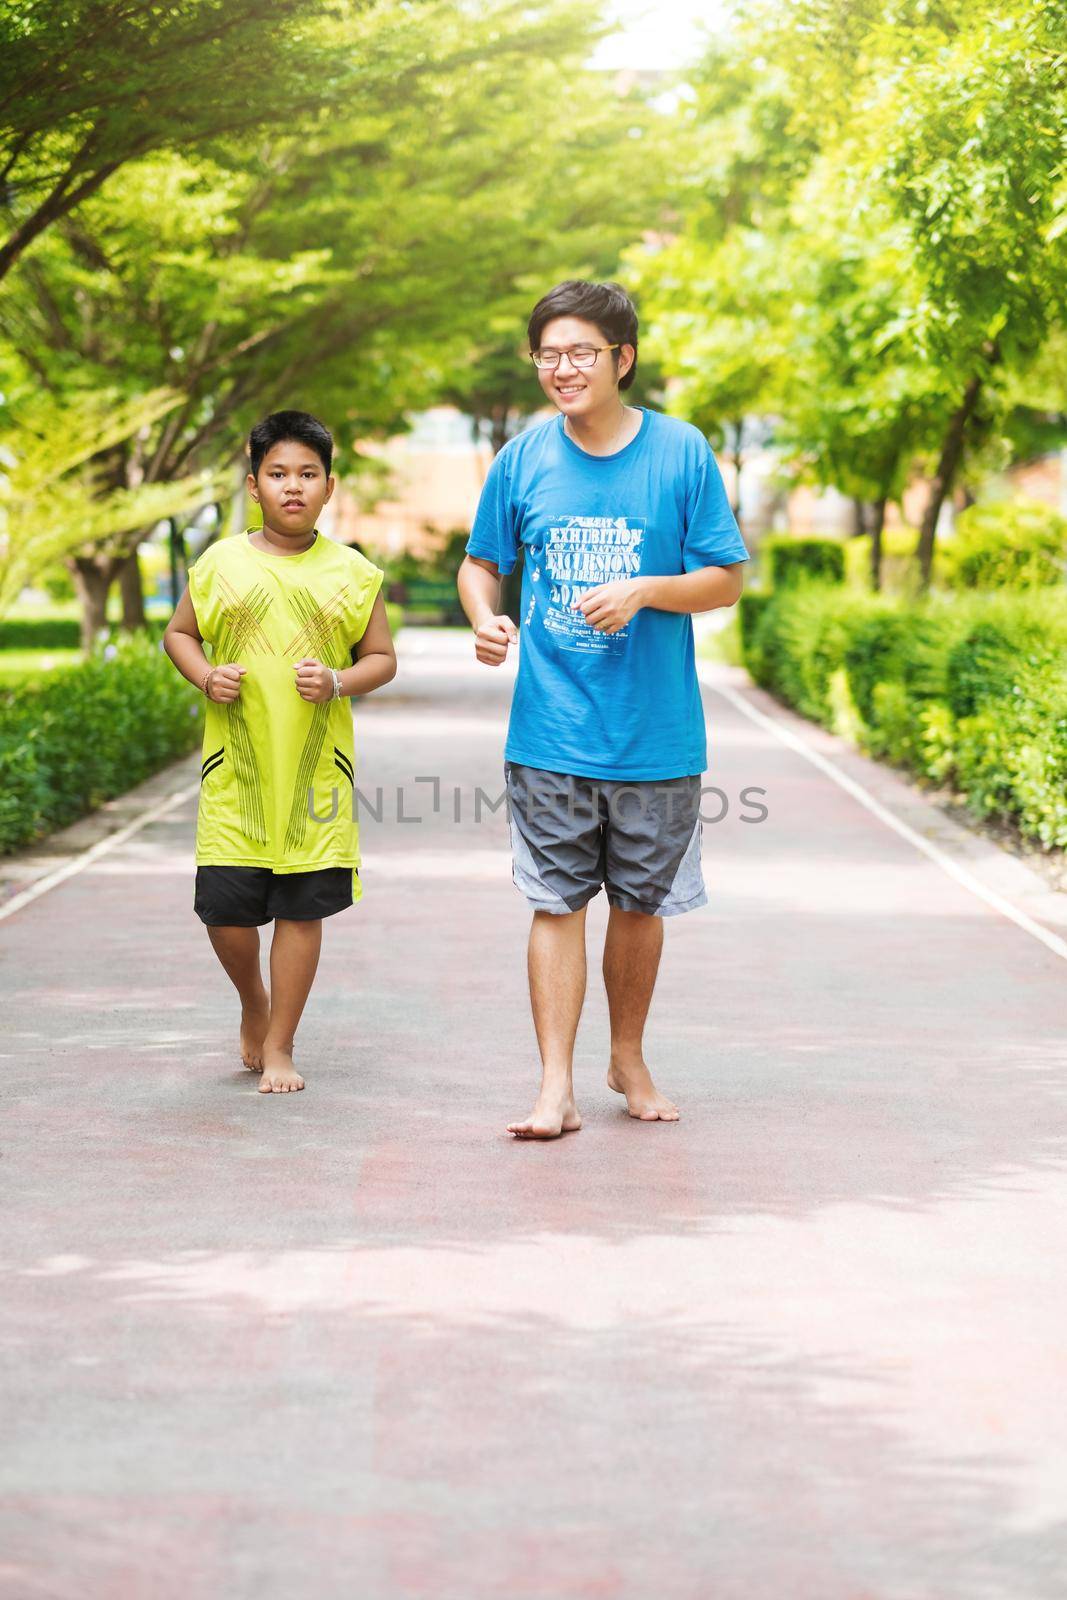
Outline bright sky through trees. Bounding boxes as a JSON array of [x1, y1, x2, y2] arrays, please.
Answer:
[[592, 0, 733, 70]]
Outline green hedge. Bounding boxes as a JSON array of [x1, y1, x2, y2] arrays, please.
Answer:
[[0, 634, 204, 855], [740, 584, 1067, 849], [0, 617, 84, 650], [0, 616, 167, 650], [940, 498, 1067, 590], [762, 536, 845, 589]]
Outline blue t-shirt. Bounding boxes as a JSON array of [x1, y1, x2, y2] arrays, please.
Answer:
[[466, 407, 750, 781]]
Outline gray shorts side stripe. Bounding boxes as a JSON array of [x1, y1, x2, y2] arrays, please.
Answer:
[[650, 818, 707, 916], [508, 810, 579, 914]]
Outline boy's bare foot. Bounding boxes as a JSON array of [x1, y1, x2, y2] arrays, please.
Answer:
[[507, 1092, 582, 1139], [258, 1043, 305, 1094], [607, 1057, 679, 1121], [240, 993, 270, 1072]]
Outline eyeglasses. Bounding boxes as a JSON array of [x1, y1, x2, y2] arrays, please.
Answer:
[[530, 343, 621, 370]]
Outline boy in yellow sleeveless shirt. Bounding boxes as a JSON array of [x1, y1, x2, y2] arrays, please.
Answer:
[[164, 412, 396, 1093]]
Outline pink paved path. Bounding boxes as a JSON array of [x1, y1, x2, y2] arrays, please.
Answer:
[[2, 630, 1065, 1599]]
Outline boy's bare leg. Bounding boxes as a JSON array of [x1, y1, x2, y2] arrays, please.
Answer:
[[259, 918, 322, 1093], [604, 906, 679, 1121], [508, 906, 587, 1139], [206, 925, 270, 1072]]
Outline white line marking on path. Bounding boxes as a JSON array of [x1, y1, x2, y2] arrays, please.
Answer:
[[0, 783, 199, 926], [702, 670, 1067, 965]]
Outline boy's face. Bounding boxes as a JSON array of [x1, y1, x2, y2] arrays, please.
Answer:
[[248, 440, 334, 538], [533, 315, 635, 419]]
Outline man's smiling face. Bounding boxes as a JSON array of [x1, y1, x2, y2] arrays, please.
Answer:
[[534, 315, 635, 419]]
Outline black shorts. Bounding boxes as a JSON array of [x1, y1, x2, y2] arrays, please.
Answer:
[[194, 865, 356, 927]]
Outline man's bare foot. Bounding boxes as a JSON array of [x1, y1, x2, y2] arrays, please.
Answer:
[[507, 1091, 582, 1139], [240, 992, 270, 1072], [607, 1057, 679, 1121], [258, 1043, 305, 1094]]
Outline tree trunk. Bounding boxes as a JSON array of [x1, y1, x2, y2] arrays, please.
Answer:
[[167, 519, 181, 609], [69, 555, 118, 651], [730, 420, 744, 520], [851, 498, 866, 538], [916, 374, 984, 590], [489, 405, 511, 456], [869, 496, 887, 593], [118, 548, 147, 631]]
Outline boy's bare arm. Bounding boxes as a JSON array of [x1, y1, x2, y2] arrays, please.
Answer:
[[457, 554, 518, 666], [344, 592, 396, 695], [293, 591, 397, 703], [162, 585, 246, 703]]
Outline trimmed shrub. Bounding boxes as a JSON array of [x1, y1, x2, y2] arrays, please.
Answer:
[[940, 498, 1067, 591], [0, 634, 203, 855], [738, 584, 1067, 850], [0, 616, 167, 650], [737, 592, 773, 665], [0, 618, 83, 650], [945, 621, 1018, 719], [763, 536, 845, 589]]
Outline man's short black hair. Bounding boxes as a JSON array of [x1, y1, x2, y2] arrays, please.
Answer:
[[527, 280, 639, 392], [248, 410, 333, 478]]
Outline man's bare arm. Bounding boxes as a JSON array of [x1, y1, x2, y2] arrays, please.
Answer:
[[575, 562, 745, 635], [457, 554, 519, 666], [637, 562, 745, 613]]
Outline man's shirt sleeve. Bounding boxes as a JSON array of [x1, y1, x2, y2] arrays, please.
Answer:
[[465, 446, 519, 575], [681, 439, 751, 570]]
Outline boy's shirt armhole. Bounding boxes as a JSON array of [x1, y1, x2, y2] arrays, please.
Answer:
[[346, 564, 385, 648], [187, 560, 213, 639]]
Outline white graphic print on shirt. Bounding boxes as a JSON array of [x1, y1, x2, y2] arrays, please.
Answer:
[[539, 515, 645, 656]]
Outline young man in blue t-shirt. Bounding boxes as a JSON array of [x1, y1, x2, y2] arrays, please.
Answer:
[[458, 279, 750, 1139]]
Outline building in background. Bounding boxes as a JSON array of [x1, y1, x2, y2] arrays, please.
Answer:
[[321, 409, 494, 559], [321, 406, 1067, 559]]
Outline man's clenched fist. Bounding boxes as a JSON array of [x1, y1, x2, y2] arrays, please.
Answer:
[[475, 614, 519, 667]]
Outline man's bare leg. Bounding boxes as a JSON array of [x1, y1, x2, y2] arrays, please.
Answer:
[[603, 906, 679, 1121], [207, 925, 270, 1072], [259, 918, 322, 1093], [508, 905, 587, 1139]]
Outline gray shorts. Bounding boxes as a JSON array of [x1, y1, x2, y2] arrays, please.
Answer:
[[504, 761, 707, 918]]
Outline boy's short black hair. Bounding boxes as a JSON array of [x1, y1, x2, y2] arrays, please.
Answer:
[[527, 280, 639, 392], [248, 410, 333, 478]]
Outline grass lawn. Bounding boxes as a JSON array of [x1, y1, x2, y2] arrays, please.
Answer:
[[0, 649, 84, 683]]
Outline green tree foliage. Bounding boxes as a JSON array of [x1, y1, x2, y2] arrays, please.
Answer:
[[0, 388, 222, 636], [634, 0, 1067, 585], [0, 0, 343, 279], [0, 0, 674, 633]]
